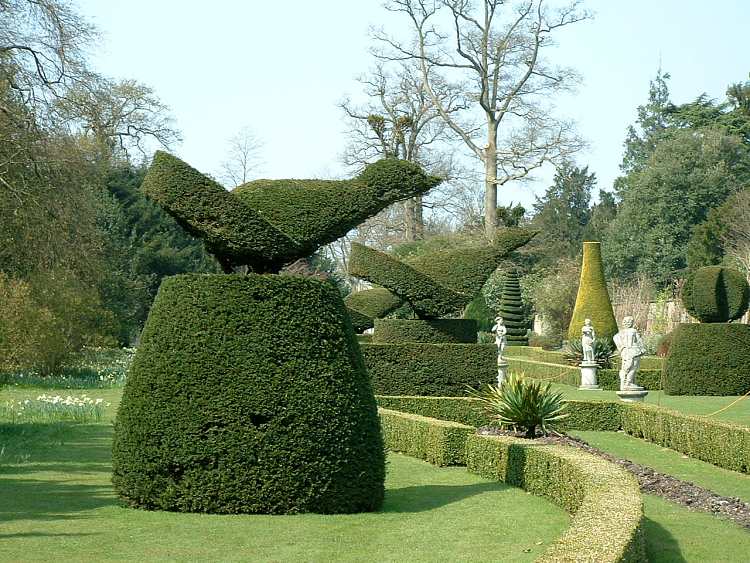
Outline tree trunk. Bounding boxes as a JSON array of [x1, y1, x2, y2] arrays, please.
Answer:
[[404, 196, 424, 242], [484, 127, 498, 241]]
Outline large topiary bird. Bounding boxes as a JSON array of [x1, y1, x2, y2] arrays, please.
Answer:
[[113, 151, 442, 516]]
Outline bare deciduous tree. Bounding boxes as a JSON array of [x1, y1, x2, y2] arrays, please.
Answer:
[[341, 61, 462, 241], [220, 126, 264, 188], [54, 77, 181, 160], [374, 0, 589, 240], [0, 0, 95, 115]]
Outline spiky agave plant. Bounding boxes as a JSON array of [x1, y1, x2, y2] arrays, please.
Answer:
[[468, 374, 567, 438]]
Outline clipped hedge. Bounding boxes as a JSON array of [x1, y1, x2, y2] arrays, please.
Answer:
[[361, 343, 496, 396], [404, 228, 536, 296], [664, 323, 750, 395], [681, 266, 749, 322], [345, 288, 403, 319], [372, 318, 478, 344], [622, 403, 750, 474], [505, 357, 663, 391], [568, 242, 618, 343], [375, 395, 624, 432], [503, 346, 664, 371], [466, 435, 645, 562], [378, 408, 475, 466], [233, 158, 442, 259], [348, 243, 466, 318], [141, 151, 299, 271], [113, 274, 385, 514], [346, 307, 375, 333]]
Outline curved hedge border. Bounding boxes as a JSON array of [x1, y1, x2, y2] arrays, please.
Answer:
[[361, 343, 496, 396], [377, 407, 645, 562], [466, 434, 645, 562], [621, 403, 750, 474], [376, 395, 624, 431], [372, 318, 478, 344], [378, 408, 475, 466]]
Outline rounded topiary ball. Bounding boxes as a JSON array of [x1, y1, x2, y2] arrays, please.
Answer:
[[112, 274, 385, 514], [664, 323, 750, 395], [682, 266, 749, 323]]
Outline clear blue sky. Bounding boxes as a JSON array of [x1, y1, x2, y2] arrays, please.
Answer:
[[78, 0, 750, 208]]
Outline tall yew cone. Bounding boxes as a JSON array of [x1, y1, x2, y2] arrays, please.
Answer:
[[568, 242, 618, 344]]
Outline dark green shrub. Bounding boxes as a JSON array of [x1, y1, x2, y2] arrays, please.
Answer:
[[405, 228, 536, 296], [361, 343, 496, 396], [141, 152, 299, 271], [681, 266, 750, 322], [621, 403, 750, 474], [144, 153, 441, 272], [466, 435, 645, 562], [343, 288, 404, 333], [348, 243, 466, 318], [468, 375, 567, 438], [497, 269, 528, 345], [378, 408, 474, 466], [372, 318, 477, 344], [463, 293, 494, 332], [113, 274, 385, 514], [664, 323, 750, 395], [234, 159, 441, 260], [374, 396, 624, 432]]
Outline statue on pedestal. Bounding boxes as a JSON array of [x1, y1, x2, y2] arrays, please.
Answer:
[[492, 316, 507, 361], [613, 316, 646, 391], [581, 318, 596, 363]]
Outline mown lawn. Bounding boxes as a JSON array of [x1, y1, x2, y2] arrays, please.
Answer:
[[2, 385, 750, 562], [546, 383, 750, 427], [571, 431, 750, 503], [0, 388, 569, 562]]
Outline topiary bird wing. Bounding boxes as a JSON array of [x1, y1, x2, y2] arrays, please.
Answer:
[[348, 243, 466, 319], [141, 151, 301, 272], [404, 228, 537, 296], [232, 159, 442, 257]]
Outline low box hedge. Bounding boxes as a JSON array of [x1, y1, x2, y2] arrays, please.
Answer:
[[465, 434, 645, 562], [372, 318, 477, 344], [621, 403, 750, 474], [361, 343, 496, 396], [505, 357, 663, 391], [375, 395, 624, 432], [378, 408, 475, 466]]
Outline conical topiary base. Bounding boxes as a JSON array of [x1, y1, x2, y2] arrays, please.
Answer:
[[568, 242, 618, 344], [112, 274, 385, 514]]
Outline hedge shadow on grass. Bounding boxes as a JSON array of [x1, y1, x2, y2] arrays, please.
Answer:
[[382, 482, 509, 513], [642, 517, 687, 563]]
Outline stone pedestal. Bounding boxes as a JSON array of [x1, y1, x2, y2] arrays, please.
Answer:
[[616, 388, 648, 402], [497, 360, 509, 386], [578, 360, 601, 390]]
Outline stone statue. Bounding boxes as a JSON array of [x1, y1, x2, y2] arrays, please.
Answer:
[[581, 318, 596, 363], [613, 316, 646, 390], [492, 316, 507, 361]]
